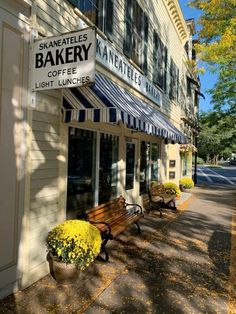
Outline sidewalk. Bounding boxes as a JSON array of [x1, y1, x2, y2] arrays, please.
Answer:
[[0, 186, 235, 313]]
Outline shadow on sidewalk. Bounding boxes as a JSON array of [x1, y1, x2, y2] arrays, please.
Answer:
[[0, 187, 234, 313]]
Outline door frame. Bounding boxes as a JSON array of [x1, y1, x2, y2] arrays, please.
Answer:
[[124, 137, 139, 203]]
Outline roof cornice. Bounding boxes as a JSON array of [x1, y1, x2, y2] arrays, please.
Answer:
[[163, 0, 189, 43]]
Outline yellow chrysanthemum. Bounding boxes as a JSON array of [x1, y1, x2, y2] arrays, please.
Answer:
[[47, 220, 102, 270]]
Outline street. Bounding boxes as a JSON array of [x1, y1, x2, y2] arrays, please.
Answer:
[[196, 165, 236, 186]]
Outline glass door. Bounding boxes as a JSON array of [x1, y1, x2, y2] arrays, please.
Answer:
[[66, 127, 96, 218], [99, 134, 118, 204], [125, 139, 138, 201]]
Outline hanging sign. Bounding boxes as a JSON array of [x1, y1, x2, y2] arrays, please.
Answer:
[[32, 28, 96, 91]]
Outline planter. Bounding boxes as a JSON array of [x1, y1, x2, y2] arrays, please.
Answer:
[[48, 253, 80, 285], [179, 184, 187, 192]]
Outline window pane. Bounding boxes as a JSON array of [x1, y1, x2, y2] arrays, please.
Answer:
[[140, 141, 150, 194], [124, 0, 133, 58], [99, 134, 118, 204], [132, 2, 143, 67], [79, 0, 113, 37], [142, 13, 148, 74], [126, 143, 135, 190], [67, 128, 96, 218], [79, 0, 98, 25]]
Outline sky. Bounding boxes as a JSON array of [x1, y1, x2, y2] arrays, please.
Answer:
[[178, 0, 217, 113]]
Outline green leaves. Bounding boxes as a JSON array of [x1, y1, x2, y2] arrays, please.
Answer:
[[189, 0, 236, 114], [198, 111, 236, 163]]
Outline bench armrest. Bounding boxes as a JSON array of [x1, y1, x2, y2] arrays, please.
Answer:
[[90, 221, 112, 237], [165, 188, 176, 195], [151, 194, 165, 202], [125, 202, 143, 214], [77, 213, 88, 220]]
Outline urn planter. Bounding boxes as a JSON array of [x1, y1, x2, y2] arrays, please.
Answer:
[[179, 184, 187, 192], [48, 253, 79, 285]]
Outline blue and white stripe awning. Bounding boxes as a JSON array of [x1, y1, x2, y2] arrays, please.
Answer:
[[62, 73, 187, 143]]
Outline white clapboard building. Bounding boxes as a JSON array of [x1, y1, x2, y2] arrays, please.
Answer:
[[0, 0, 200, 298]]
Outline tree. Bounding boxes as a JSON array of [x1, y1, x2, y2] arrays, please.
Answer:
[[208, 67, 236, 115], [198, 111, 236, 164], [189, 0, 236, 114]]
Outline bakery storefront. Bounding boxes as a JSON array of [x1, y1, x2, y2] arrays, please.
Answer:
[[33, 29, 186, 219], [63, 36, 186, 218]]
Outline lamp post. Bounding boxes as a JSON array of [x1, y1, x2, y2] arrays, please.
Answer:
[[193, 135, 198, 184]]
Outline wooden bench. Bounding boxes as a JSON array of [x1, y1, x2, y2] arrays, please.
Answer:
[[143, 184, 177, 217], [77, 196, 144, 261]]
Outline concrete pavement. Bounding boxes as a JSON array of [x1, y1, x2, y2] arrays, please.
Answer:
[[0, 186, 235, 313]]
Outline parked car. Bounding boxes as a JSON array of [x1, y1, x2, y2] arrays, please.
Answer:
[[229, 158, 236, 165]]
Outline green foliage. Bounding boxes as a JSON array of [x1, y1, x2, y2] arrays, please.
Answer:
[[198, 111, 236, 163], [189, 0, 236, 64], [189, 0, 236, 114], [209, 67, 236, 115], [196, 157, 205, 165], [163, 182, 181, 197], [47, 220, 102, 270], [179, 177, 194, 189]]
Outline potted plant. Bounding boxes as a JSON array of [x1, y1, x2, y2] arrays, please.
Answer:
[[179, 177, 194, 191], [163, 182, 181, 198], [46, 220, 102, 285]]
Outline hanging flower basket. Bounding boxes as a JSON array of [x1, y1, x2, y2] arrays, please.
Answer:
[[179, 143, 197, 153]]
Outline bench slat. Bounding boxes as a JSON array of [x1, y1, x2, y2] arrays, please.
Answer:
[[87, 206, 126, 221]]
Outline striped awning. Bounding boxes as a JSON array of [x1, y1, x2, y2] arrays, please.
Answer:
[[62, 73, 187, 143]]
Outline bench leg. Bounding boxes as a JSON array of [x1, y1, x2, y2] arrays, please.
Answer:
[[99, 243, 109, 262], [102, 245, 109, 262], [148, 204, 163, 218], [163, 200, 177, 211], [134, 221, 141, 234]]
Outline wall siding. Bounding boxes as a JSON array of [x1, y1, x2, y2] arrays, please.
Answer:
[[29, 88, 62, 271]]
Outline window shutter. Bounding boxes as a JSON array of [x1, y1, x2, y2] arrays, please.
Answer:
[[153, 32, 158, 84], [97, 1, 104, 30], [184, 41, 189, 56], [123, 0, 133, 58], [106, 0, 114, 39], [176, 67, 179, 101], [169, 58, 174, 99], [163, 46, 168, 91], [187, 77, 192, 97], [157, 38, 164, 88]]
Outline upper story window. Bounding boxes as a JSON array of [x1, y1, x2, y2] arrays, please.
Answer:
[[153, 32, 168, 91], [169, 58, 179, 102], [68, 0, 113, 39], [124, 0, 148, 74]]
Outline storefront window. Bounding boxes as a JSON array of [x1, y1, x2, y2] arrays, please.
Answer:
[[126, 142, 135, 190], [140, 141, 150, 194], [99, 134, 118, 204], [67, 128, 96, 218]]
